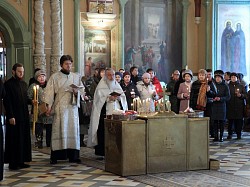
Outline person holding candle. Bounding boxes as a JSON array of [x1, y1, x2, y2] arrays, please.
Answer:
[[27, 70, 53, 148], [226, 72, 247, 140], [136, 72, 159, 112], [120, 71, 140, 110], [3, 63, 32, 170], [190, 69, 208, 111], [44, 55, 85, 164], [146, 68, 163, 98], [177, 69, 193, 113], [207, 70, 230, 142]]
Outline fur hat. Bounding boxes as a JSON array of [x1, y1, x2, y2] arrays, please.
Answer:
[[182, 69, 193, 79], [230, 72, 238, 78], [123, 71, 130, 78], [35, 70, 46, 80], [214, 70, 224, 79], [142, 72, 151, 79]]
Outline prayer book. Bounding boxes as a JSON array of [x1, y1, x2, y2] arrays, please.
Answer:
[[69, 84, 84, 89], [110, 91, 121, 96], [38, 102, 47, 115]]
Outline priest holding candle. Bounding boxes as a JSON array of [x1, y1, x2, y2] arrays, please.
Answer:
[[3, 63, 31, 170]]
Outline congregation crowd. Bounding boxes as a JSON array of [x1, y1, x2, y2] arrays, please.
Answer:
[[0, 54, 250, 182]]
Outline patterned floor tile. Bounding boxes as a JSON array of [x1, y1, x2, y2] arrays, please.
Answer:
[[1, 130, 250, 186]]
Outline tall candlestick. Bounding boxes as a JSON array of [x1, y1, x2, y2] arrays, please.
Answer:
[[36, 85, 39, 101], [33, 86, 36, 101]]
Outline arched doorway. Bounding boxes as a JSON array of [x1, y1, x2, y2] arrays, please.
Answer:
[[0, 0, 32, 81]]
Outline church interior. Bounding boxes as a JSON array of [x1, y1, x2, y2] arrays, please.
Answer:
[[1, 0, 250, 186]]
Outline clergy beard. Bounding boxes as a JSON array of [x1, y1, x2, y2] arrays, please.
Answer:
[[61, 68, 70, 75], [14, 74, 23, 80], [144, 82, 150, 86], [106, 79, 116, 89]]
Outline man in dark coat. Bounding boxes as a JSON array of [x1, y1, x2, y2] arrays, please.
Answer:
[[130, 66, 141, 85], [205, 69, 215, 138], [3, 63, 32, 170], [167, 70, 180, 113], [226, 72, 247, 140], [0, 78, 5, 180], [207, 70, 230, 142]]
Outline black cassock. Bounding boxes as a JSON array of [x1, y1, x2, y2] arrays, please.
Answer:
[[0, 78, 5, 181], [3, 77, 31, 167]]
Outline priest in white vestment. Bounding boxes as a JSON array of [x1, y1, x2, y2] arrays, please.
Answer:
[[87, 68, 127, 156], [44, 55, 84, 164]]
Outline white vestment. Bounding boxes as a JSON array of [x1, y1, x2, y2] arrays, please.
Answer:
[[44, 71, 84, 151], [87, 78, 128, 147]]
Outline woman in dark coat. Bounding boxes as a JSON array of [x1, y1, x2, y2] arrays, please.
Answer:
[[120, 72, 140, 110], [226, 72, 247, 139], [207, 70, 230, 142], [190, 69, 208, 111]]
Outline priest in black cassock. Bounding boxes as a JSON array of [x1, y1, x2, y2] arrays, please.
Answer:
[[3, 63, 32, 170], [0, 77, 5, 180]]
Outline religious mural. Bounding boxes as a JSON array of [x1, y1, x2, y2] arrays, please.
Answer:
[[124, 0, 183, 83], [216, 3, 250, 81], [84, 29, 111, 77]]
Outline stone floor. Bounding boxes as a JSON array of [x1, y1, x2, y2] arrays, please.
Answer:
[[1, 129, 250, 186]]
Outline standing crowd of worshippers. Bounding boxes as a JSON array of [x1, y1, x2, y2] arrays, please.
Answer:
[[167, 68, 249, 142], [0, 56, 250, 181]]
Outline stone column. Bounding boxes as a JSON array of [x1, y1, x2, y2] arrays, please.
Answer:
[[181, 0, 190, 68], [50, 0, 62, 74], [166, 0, 173, 58], [119, 0, 128, 68], [74, 0, 80, 73], [33, 0, 46, 70], [203, 0, 212, 69]]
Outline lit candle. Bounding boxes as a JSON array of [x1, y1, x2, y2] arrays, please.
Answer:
[[36, 85, 39, 101], [33, 86, 36, 101], [158, 100, 161, 111], [185, 65, 188, 70], [131, 103, 134, 111]]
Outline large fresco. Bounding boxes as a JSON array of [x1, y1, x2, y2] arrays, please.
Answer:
[[124, 0, 183, 83], [215, 2, 250, 81], [83, 29, 111, 77]]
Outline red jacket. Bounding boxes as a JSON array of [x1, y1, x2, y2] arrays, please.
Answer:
[[152, 76, 163, 98]]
